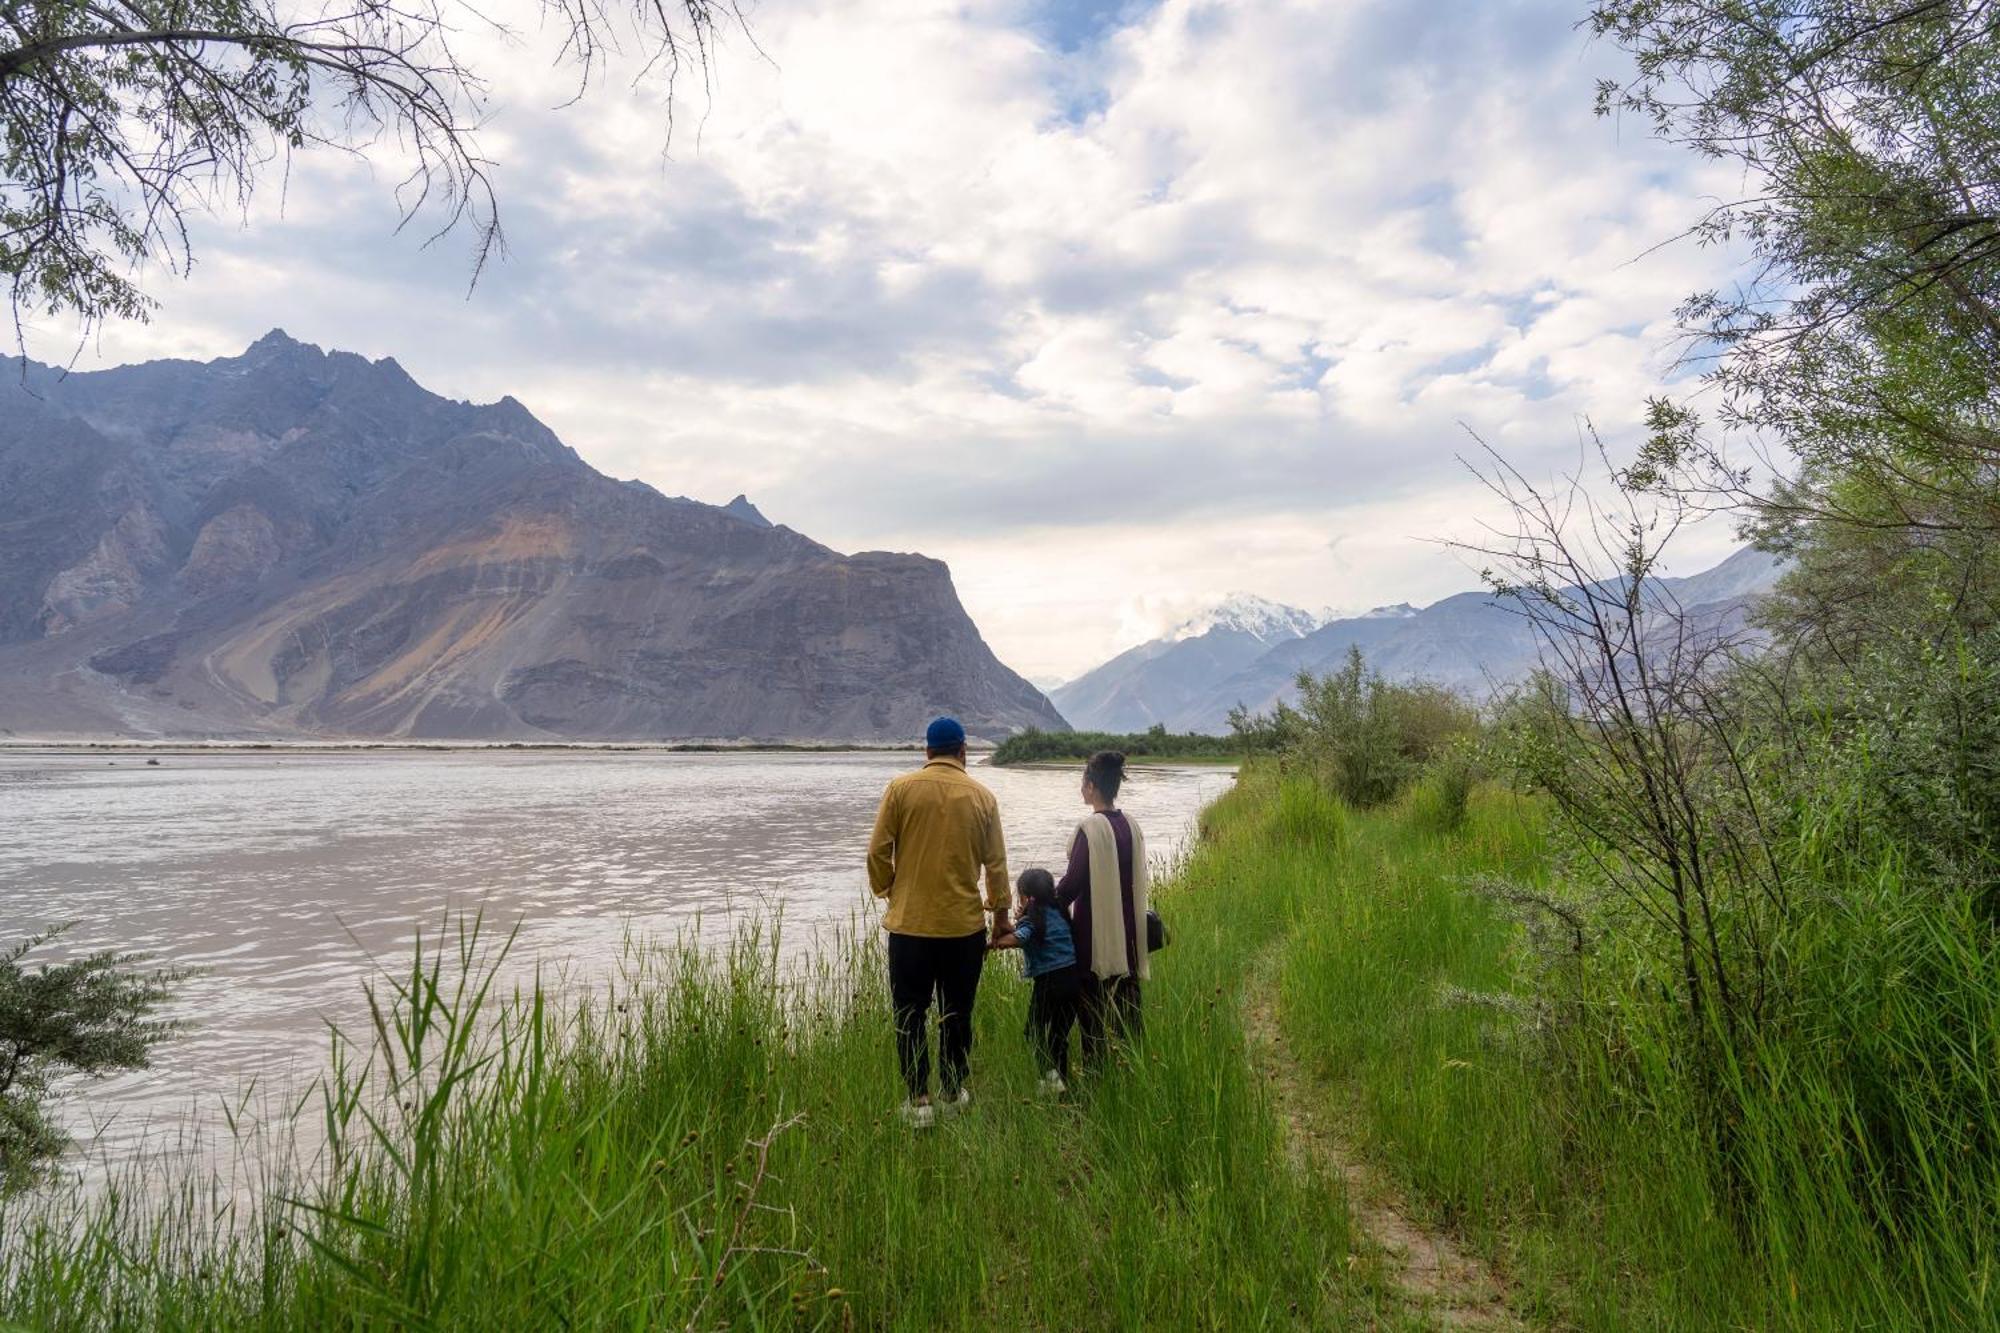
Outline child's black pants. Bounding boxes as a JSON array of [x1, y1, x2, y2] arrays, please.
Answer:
[[1025, 966, 1083, 1079]]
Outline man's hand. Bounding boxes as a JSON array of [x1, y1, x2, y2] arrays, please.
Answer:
[[990, 911, 1012, 946]]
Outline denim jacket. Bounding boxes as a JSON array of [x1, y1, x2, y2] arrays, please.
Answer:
[[1012, 905, 1077, 978]]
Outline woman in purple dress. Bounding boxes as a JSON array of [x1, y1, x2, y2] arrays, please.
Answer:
[[1053, 750, 1149, 1064]]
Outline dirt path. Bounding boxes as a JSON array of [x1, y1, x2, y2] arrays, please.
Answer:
[[1242, 951, 1521, 1331]]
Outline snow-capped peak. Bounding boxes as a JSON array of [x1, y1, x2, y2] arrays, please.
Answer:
[[1170, 593, 1327, 644]]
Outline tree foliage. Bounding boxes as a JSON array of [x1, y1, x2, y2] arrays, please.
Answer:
[[1579, 0, 2000, 936], [1397, 2, 2000, 1247], [1594, 0, 2000, 566], [0, 926, 182, 1187], [0, 0, 742, 340]]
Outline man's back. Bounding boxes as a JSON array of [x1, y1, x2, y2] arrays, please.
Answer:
[[867, 755, 1009, 936]]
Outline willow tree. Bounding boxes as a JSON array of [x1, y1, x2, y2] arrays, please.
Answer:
[[1576, 5, 2000, 1199], [0, 0, 742, 339], [1593, 0, 2000, 644]]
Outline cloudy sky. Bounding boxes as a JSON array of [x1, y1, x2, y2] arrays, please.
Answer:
[[37, 0, 1755, 685]]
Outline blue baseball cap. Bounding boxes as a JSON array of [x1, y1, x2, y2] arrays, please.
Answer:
[[926, 716, 966, 750]]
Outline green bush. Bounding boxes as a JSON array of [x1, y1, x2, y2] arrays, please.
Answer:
[[1285, 648, 1480, 808], [0, 930, 182, 1190]]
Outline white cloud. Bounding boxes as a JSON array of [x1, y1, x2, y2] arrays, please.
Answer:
[[34, 0, 1756, 682]]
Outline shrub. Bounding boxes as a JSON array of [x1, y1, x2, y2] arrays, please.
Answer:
[[0, 928, 183, 1189], [1286, 648, 1480, 808]]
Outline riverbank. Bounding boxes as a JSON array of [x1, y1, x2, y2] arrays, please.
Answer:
[[0, 768, 1381, 1328], [7, 767, 1976, 1328]]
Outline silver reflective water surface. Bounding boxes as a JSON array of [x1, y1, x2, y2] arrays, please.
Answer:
[[0, 749, 1233, 1174]]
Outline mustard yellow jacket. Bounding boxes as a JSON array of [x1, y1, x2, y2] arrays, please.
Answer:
[[866, 755, 1010, 937]]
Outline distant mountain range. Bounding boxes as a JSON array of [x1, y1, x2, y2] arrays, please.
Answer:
[[1049, 594, 1331, 732], [1053, 547, 1786, 734], [0, 331, 1064, 742]]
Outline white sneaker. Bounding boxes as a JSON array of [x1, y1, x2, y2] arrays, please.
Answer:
[[937, 1088, 973, 1117], [1039, 1069, 1067, 1096], [898, 1099, 936, 1129]]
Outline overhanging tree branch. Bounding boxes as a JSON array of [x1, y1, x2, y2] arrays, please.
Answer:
[[0, 0, 750, 350]]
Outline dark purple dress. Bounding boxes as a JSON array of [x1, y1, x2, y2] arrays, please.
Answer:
[[1054, 810, 1140, 978]]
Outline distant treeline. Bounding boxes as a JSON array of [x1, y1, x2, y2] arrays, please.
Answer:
[[990, 725, 1266, 766]]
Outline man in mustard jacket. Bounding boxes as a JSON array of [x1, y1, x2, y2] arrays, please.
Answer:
[[867, 716, 1011, 1127]]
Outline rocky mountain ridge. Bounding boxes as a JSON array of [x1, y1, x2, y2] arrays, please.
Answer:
[[0, 332, 1065, 742], [1166, 593, 1328, 644], [1049, 593, 1327, 733], [1056, 547, 1787, 734]]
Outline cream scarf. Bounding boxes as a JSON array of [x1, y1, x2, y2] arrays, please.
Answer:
[[1077, 811, 1149, 981]]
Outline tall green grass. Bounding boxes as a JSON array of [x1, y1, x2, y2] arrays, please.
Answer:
[[15, 768, 1984, 1329], [1270, 774, 2000, 1330], [0, 781, 1380, 1330]]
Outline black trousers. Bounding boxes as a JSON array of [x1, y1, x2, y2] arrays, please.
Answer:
[[1024, 966, 1083, 1079], [887, 930, 988, 1100], [1078, 973, 1142, 1067]]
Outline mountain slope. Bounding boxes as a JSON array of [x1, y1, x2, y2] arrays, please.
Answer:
[[1184, 547, 1786, 731], [1056, 548, 1788, 735], [0, 332, 1065, 742], [1051, 595, 1326, 732]]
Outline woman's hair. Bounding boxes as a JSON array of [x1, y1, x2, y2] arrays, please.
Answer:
[[1084, 750, 1126, 803], [1018, 867, 1057, 933]]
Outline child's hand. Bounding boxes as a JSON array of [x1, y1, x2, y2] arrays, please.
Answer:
[[990, 932, 1019, 950]]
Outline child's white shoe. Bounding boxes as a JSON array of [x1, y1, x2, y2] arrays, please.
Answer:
[[898, 1099, 936, 1129], [937, 1088, 973, 1118], [1039, 1069, 1067, 1096]]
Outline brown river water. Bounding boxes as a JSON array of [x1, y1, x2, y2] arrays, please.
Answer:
[[0, 749, 1233, 1185]]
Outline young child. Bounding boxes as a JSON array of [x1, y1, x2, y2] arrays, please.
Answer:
[[992, 867, 1082, 1094]]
